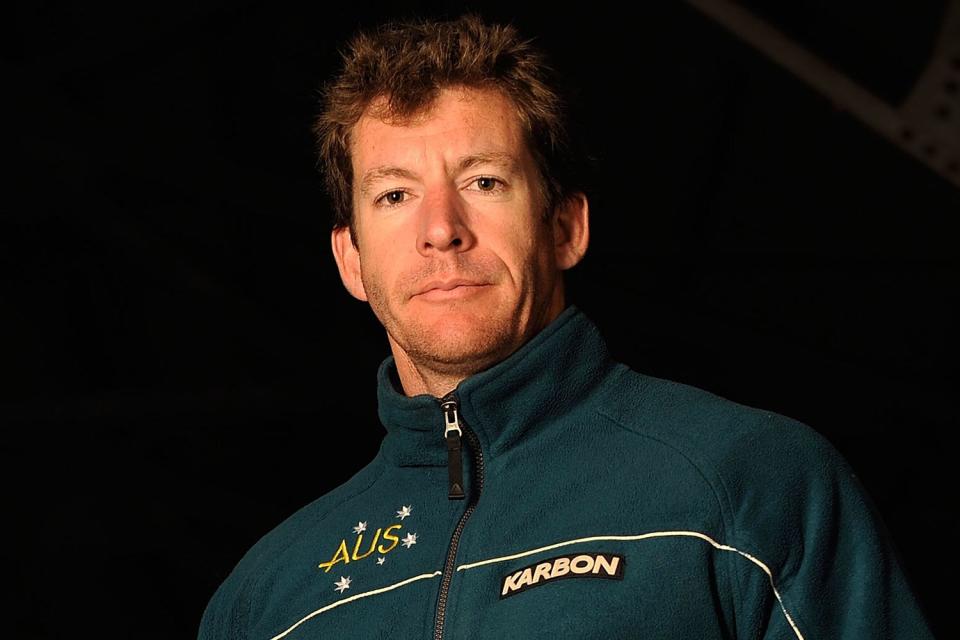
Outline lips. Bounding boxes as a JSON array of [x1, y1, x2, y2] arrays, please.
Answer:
[[417, 278, 485, 294], [412, 278, 490, 301]]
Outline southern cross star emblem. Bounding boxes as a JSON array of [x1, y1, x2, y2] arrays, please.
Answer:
[[352, 521, 367, 534], [396, 505, 413, 520], [401, 532, 418, 549], [377, 557, 386, 565], [334, 576, 351, 593]]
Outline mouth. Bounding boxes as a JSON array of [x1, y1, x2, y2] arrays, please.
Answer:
[[413, 279, 490, 301]]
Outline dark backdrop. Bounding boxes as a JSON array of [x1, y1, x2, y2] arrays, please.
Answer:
[[6, 2, 957, 638]]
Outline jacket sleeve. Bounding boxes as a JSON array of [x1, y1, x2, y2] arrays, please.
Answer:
[[197, 569, 251, 640], [198, 539, 272, 640], [723, 414, 935, 639]]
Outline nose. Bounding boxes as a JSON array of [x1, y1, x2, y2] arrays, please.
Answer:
[[416, 184, 475, 256]]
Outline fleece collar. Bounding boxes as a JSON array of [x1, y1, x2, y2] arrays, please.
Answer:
[[377, 305, 616, 467]]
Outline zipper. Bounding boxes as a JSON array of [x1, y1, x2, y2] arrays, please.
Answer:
[[442, 397, 466, 499], [434, 393, 485, 640]]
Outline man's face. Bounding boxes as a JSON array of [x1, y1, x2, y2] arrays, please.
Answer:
[[332, 86, 586, 381]]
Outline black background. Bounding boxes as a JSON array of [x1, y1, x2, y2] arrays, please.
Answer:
[[6, 2, 958, 637]]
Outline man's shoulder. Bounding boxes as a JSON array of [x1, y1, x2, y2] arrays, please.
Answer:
[[199, 453, 388, 636], [594, 364, 871, 568], [595, 363, 851, 489], [211, 453, 388, 590]]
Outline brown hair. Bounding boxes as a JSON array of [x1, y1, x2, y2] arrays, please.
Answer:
[[313, 14, 588, 231]]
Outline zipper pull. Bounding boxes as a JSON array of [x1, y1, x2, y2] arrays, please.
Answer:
[[441, 399, 466, 500]]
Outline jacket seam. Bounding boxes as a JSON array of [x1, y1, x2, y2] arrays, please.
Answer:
[[594, 405, 746, 637], [594, 407, 732, 538], [311, 453, 390, 525], [251, 456, 390, 636]]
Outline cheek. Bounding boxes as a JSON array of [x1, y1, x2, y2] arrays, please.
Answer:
[[357, 245, 387, 291], [359, 239, 409, 298], [498, 238, 552, 292], [515, 220, 554, 267]]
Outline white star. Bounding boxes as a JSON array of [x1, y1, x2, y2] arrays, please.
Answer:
[[396, 505, 413, 520], [401, 532, 418, 549], [377, 557, 386, 565], [334, 576, 351, 593], [352, 521, 367, 534]]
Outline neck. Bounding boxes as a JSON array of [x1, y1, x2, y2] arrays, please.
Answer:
[[390, 347, 465, 397]]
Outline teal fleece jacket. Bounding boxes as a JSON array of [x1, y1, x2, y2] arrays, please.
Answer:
[[199, 305, 934, 639]]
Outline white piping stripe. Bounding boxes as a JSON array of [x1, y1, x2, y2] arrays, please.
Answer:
[[456, 531, 715, 570], [267, 571, 442, 640], [456, 530, 805, 640]]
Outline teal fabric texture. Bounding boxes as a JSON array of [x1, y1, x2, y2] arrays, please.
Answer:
[[199, 305, 933, 639]]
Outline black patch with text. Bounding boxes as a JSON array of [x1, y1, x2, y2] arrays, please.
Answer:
[[499, 552, 625, 599]]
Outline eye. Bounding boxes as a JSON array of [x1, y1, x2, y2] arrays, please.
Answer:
[[375, 190, 409, 207], [469, 176, 505, 192]]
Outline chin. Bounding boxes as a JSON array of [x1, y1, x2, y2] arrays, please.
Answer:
[[403, 308, 519, 371]]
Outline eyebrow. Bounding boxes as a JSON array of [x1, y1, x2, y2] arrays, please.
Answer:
[[358, 167, 418, 197], [358, 152, 521, 196], [456, 151, 519, 173]]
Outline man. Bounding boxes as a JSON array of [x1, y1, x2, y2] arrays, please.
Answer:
[[200, 14, 933, 639]]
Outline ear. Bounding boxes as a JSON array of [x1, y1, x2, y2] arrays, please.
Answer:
[[331, 225, 368, 301], [553, 192, 590, 270]]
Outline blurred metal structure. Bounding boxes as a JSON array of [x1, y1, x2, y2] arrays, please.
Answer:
[[686, 0, 960, 190]]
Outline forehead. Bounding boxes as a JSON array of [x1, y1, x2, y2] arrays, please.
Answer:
[[350, 87, 530, 174]]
